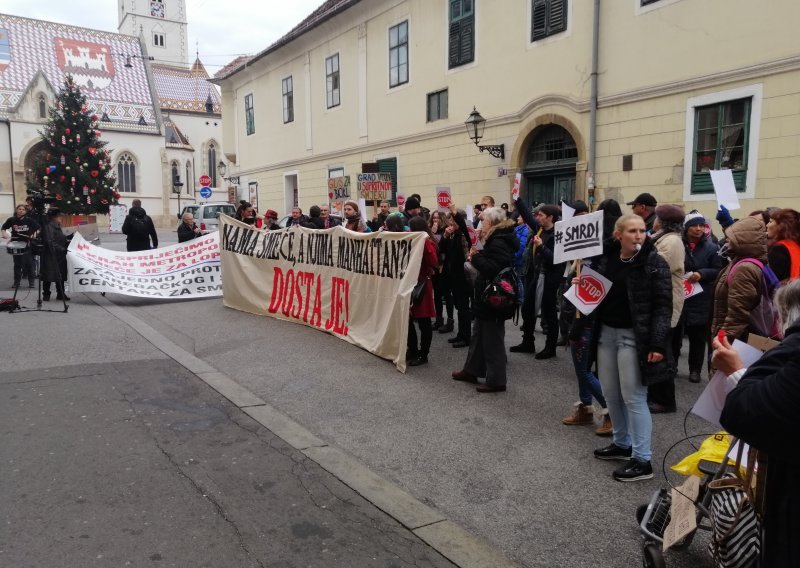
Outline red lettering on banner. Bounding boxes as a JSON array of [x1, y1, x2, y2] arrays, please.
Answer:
[[291, 272, 304, 320], [302, 273, 314, 323], [282, 270, 296, 317], [310, 275, 323, 328], [268, 268, 285, 313], [325, 277, 350, 336]]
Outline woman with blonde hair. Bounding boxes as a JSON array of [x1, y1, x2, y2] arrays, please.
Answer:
[[587, 214, 672, 481]]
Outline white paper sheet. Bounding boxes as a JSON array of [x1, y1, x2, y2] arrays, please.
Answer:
[[710, 169, 741, 211], [561, 201, 576, 221], [691, 340, 763, 426]]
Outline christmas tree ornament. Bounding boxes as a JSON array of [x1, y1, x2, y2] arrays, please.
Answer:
[[75, 156, 80, 163], [65, 166, 70, 170], [82, 186, 88, 196], [65, 128, 70, 135], [88, 147, 97, 155], [58, 175, 65, 182], [90, 170, 99, 178], [76, 134, 81, 143], [90, 189, 96, 195], [61, 135, 66, 144], [71, 177, 76, 186], [60, 155, 65, 164]]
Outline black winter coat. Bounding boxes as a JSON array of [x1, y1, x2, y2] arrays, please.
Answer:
[[682, 233, 725, 326], [440, 212, 470, 293], [122, 206, 158, 251], [471, 220, 518, 321], [590, 239, 673, 386], [177, 222, 201, 243], [720, 320, 800, 568], [39, 221, 68, 283]]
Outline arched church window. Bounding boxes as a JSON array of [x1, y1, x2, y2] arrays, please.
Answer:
[[208, 143, 217, 187], [117, 153, 137, 193], [38, 94, 47, 119]]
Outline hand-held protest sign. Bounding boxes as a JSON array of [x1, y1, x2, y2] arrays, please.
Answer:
[[219, 216, 424, 372], [396, 192, 406, 209], [436, 187, 451, 212], [561, 201, 576, 221], [357, 173, 392, 201], [553, 210, 604, 264], [68, 232, 222, 299], [511, 173, 522, 201], [563, 265, 612, 316], [710, 169, 741, 211], [683, 274, 703, 299], [109, 204, 127, 233]]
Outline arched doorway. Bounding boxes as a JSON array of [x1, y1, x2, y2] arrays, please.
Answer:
[[522, 124, 578, 206], [21, 141, 50, 202]]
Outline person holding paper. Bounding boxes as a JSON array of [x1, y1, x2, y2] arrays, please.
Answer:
[[766, 208, 800, 283], [589, 214, 672, 482], [442, 203, 474, 348], [716, 278, 800, 568], [673, 214, 724, 383]]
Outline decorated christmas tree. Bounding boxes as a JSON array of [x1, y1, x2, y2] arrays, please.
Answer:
[[27, 75, 120, 215]]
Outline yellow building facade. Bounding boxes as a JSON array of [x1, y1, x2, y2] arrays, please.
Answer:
[[215, 0, 800, 221]]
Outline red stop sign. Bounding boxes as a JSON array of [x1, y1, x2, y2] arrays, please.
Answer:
[[437, 190, 450, 208], [577, 275, 605, 305], [199, 174, 212, 187], [683, 278, 694, 297]]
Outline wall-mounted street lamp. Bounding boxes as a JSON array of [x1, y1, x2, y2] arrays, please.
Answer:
[[218, 161, 239, 185], [121, 53, 155, 68], [464, 107, 504, 160], [172, 175, 184, 217]]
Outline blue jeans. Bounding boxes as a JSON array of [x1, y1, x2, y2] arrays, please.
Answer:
[[569, 327, 606, 408], [596, 325, 652, 462]]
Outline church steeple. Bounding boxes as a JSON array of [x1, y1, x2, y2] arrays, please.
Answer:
[[118, 0, 189, 68]]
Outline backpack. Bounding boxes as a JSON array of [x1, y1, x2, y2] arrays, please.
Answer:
[[726, 258, 781, 339], [481, 266, 520, 321], [128, 216, 150, 240]]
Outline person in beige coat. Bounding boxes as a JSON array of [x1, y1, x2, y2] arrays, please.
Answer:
[[648, 204, 685, 413]]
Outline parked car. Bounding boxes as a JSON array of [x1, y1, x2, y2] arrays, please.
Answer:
[[177, 202, 235, 232]]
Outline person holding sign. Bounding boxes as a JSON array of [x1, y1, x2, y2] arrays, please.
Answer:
[[589, 214, 672, 482], [673, 214, 724, 383]]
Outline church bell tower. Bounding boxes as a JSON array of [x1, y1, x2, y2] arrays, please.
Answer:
[[118, 0, 189, 68]]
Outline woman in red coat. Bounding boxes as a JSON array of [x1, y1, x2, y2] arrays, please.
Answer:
[[407, 216, 439, 366]]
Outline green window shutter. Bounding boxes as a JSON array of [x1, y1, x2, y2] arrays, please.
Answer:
[[377, 158, 398, 205], [448, 21, 462, 68], [549, 0, 567, 35], [532, 0, 547, 41], [460, 14, 474, 64]]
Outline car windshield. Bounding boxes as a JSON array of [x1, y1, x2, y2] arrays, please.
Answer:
[[203, 205, 235, 219]]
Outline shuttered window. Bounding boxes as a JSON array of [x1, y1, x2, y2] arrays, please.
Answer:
[[448, 0, 474, 69], [691, 98, 751, 194], [531, 0, 567, 42]]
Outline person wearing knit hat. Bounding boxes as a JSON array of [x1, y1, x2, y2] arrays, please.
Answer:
[[343, 200, 369, 233], [403, 196, 421, 219], [648, 204, 686, 413], [674, 210, 723, 383]]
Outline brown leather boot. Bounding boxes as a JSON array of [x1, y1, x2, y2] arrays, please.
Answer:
[[595, 412, 613, 437], [562, 403, 594, 425]]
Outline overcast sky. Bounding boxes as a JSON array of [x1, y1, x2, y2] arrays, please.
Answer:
[[2, 0, 324, 71]]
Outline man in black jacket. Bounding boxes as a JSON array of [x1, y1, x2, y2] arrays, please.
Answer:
[[122, 199, 158, 251], [2, 204, 40, 287]]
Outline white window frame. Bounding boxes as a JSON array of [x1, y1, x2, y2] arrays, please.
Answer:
[[325, 53, 341, 110], [388, 20, 409, 89], [635, 0, 687, 16], [282, 76, 294, 124], [682, 84, 763, 203]]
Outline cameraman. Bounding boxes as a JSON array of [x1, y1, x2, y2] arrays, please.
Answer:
[[2, 204, 40, 288]]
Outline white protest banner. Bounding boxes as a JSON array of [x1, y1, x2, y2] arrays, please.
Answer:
[[710, 169, 741, 211], [436, 187, 451, 212], [219, 216, 425, 372], [683, 274, 702, 299], [561, 201, 576, 221], [357, 172, 393, 201], [563, 265, 612, 316], [511, 173, 522, 201], [67, 232, 222, 299], [109, 204, 127, 233], [553, 210, 604, 264]]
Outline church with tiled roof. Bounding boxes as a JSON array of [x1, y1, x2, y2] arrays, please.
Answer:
[[0, 0, 227, 226]]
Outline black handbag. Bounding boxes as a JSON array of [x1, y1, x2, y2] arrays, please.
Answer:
[[411, 279, 426, 306]]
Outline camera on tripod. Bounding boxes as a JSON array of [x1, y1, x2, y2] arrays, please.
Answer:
[[26, 188, 56, 214]]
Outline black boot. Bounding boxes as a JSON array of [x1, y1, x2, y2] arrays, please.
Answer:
[[438, 319, 454, 334], [432, 317, 443, 331], [510, 338, 536, 353]]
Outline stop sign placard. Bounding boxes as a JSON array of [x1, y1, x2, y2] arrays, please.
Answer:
[[577, 275, 606, 305], [436, 187, 451, 211], [199, 174, 212, 187], [396, 192, 406, 207]]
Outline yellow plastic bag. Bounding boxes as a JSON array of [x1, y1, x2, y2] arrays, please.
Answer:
[[671, 432, 733, 477]]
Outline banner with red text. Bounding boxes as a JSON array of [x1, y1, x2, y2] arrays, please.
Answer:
[[67, 232, 222, 298], [219, 216, 424, 371]]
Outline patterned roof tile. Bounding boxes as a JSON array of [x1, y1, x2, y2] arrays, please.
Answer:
[[152, 61, 221, 115], [0, 14, 159, 132]]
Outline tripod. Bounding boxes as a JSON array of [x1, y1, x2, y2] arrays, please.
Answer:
[[9, 208, 69, 314]]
